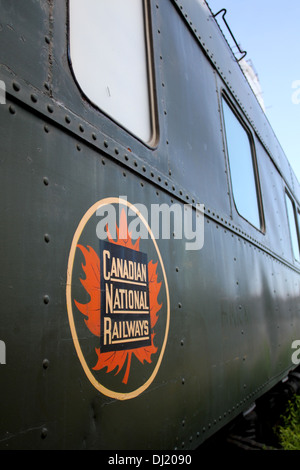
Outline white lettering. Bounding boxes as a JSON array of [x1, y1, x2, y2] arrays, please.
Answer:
[[103, 250, 110, 280], [151, 203, 182, 240], [153, 454, 192, 465], [108, 454, 143, 467], [0, 340, 6, 364], [104, 319, 150, 344], [105, 283, 113, 313], [128, 203, 149, 240], [184, 203, 205, 251], [291, 340, 300, 365], [102, 254, 147, 284], [0, 80, 6, 104], [96, 204, 117, 239], [104, 317, 112, 346], [96, 199, 205, 252]]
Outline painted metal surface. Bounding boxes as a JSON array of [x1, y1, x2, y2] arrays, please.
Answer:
[[0, 0, 299, 450]]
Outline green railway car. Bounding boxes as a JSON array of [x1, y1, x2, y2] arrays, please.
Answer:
[[0, 0, 299, 450]]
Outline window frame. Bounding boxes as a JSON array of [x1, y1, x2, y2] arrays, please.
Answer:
[[67, 0, 158, 147], [221, 93, 265, 232], [285, 190, 300, 262]]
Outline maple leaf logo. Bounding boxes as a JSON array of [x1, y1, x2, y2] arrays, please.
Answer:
[[74, 209, 162, 385]]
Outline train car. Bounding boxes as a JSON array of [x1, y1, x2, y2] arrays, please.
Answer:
[[0, 0, 299, 450]]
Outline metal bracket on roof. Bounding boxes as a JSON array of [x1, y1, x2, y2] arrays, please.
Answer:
[[213, 9, 247, 62]]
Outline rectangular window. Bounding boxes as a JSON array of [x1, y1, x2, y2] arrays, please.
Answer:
[[285, 192, 300, 261], [222, 98, 262, 229], [69, 0, 155, 144]]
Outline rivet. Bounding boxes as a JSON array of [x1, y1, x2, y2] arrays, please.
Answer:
[[41, 428, 48, 439], [31, 94, 38, 103], [9, 105, 16, 114], [43, 359, 50, 369], [44, 234, 50, 243], [43, 177, 49, 186], [12, 81, 20, 92], [47, 104, 54, 113], [43, 295, 50, 305]]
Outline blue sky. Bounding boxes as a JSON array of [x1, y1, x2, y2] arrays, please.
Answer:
[[208, 0, 300, 183]]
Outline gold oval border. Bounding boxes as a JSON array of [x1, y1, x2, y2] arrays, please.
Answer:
[[66, 197, 170, 400]]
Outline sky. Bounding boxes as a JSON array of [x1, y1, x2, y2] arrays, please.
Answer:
[[208, 0, 300, 183]]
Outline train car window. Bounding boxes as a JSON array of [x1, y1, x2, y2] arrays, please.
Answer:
[[222, 98, 261, 229], [69, 0, 154, 144], [285, 192, 300, 261]]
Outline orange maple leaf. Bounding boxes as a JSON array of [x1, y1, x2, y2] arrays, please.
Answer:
[[74, 245, 101, 338], [75, 209, 162, 384]]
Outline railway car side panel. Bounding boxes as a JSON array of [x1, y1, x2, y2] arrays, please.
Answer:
[[0, 98, 186, 449], [0, 0, 299, 451], [156, 0, 231, 216]]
